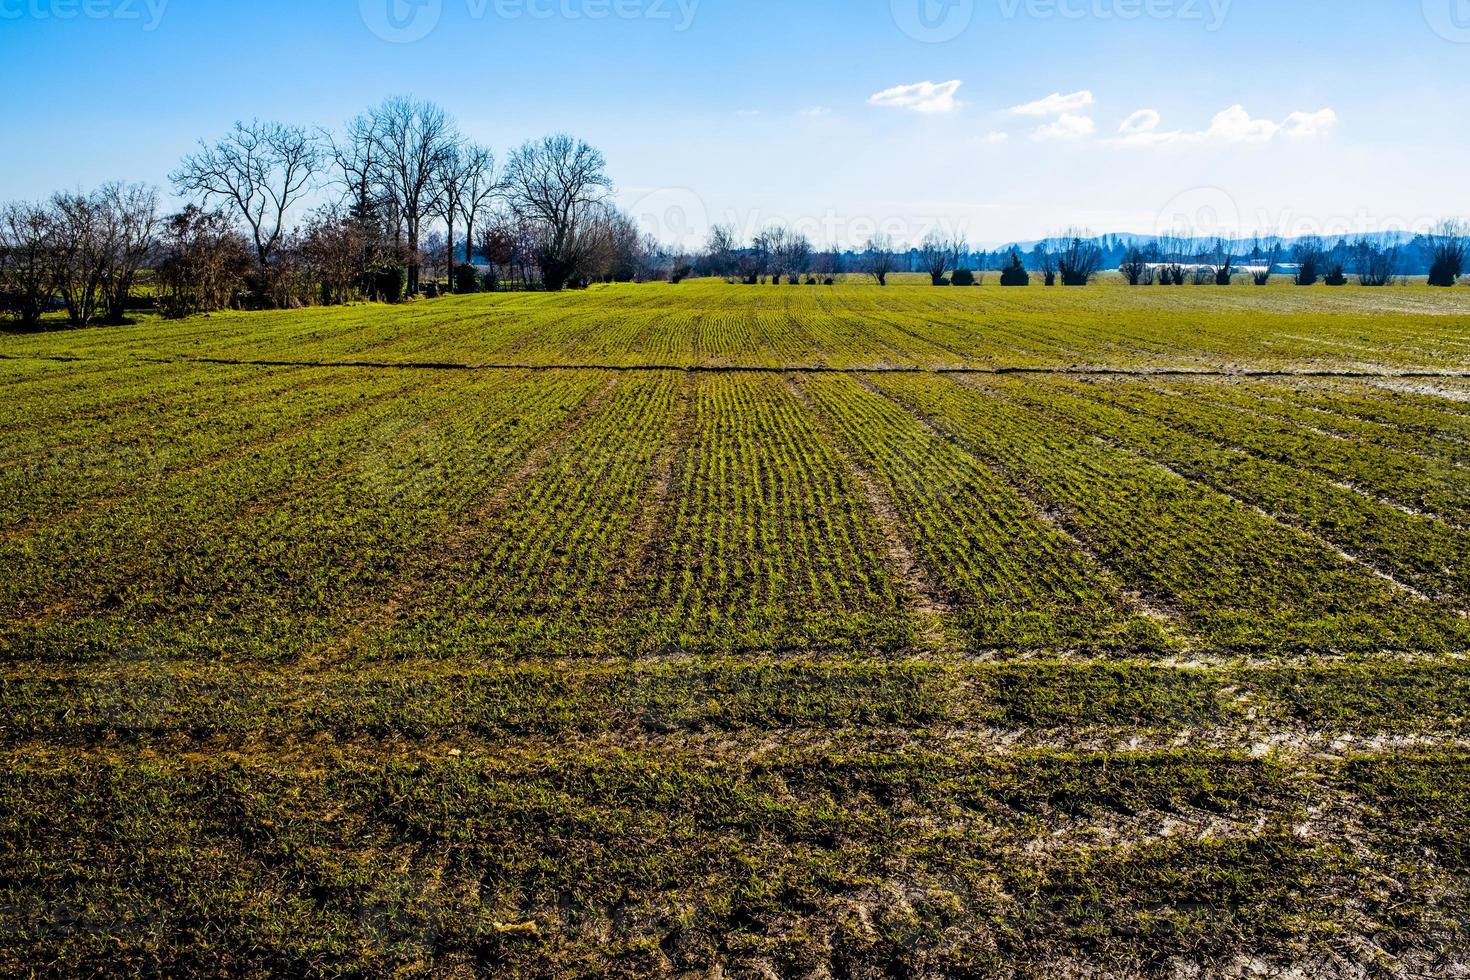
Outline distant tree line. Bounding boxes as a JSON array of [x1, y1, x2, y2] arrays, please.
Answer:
[[6, 108, 1469, 328], [1105, 224, 1467, 288], [677, 222, 1468, 290], [0, 97, 685, 328]]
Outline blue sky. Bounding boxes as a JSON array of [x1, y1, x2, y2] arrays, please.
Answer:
[[2, 0, 1467, 246]]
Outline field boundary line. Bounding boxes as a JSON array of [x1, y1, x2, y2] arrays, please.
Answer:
[[7, 351, 1470, 380]]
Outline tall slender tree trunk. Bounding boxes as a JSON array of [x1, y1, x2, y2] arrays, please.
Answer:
[[407, 228, 419, 295], [445, 214, 455, 293]]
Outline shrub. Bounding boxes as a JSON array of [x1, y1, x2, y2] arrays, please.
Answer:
[[1119, 248, 1146, 286], [951, 268, 976, 287], [1426, 221, 1467, 287], [455, 264, 480, 294], [1057, 236, 1103, 286], [374, 266, 407, 304], [1000, 254, 1030, 287], [1293, 237, 1326, 286], [481, 270, 500, 292], [824, 277, 835, 286], [1324, 264, 1349, 287]]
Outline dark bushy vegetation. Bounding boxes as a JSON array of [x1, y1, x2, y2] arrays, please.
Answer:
[[1000, 252, 1030, 286]]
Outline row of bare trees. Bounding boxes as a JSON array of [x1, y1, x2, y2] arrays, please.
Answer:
[[700, 223, 837, 284], [2, 98, 686, 327], [1112, 225, 1467, 288], [0, 184, 160, 329], [172, 99, 659, 300]]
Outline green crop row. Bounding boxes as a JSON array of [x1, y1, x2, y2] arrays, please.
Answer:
[[866, 372, 1470, 654], [982, 375, 1470, 603]]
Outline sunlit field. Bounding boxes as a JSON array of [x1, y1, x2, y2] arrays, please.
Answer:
[[4, 278, 1470, 976]]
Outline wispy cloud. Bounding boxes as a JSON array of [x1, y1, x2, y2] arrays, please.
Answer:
[[1031, 113, 1096, 141], [801, 106, 833, 118], [1280, 108, 1338, 139], [1114, 105, 1338, 145], [1009, 90, 1094, 117], [983, 131, 1010, 144], [868, 80, 963, 114]]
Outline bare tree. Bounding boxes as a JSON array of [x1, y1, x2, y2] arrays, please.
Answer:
[[862, 234, 895, 286], [1426, 219, 1468, 287], [1354, 239, 1400, 287], [172, 120, 321, 279], [703, 223, 738, 278], [430, 141, 470, 291], [155, 205, 253, 318], [96, 183, 160, 323], [48, 191, 112, 327], [458, 144, 497, 268], [1247, 237, 1280, 286], [920, 229, 955, 285], [323, 112, 394, 278], [1204, 238, 1235, 285], [1293, 236, 1327, 285], [0, 201, 56, 329], [369, 97, 458, 294], [754, 225, 788, 282], [1033, 243, 1057, 286], [299, 206, 372, 304], [1155, 235, 1188, 285], [324, 113, 380, 230], [1054, 230, 1103, 286], [1119, 246, 1147, 285], [503, 134, 613, 290], [779, 228, 813, 281]]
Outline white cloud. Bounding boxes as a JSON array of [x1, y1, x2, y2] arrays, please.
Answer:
[[736, 109, 760, 117], [868, 79, 963, 114], [1113, 104, 1338, 145], [801, 106, 833, 118], [1118, 108, 1161, 136], [1008, 90, 1094, 117], [1281, 108, 1339, 139], [1203, 104, 1281, 143], [1031, 113, 1096, 141], [983, 131, 1010, 143]]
